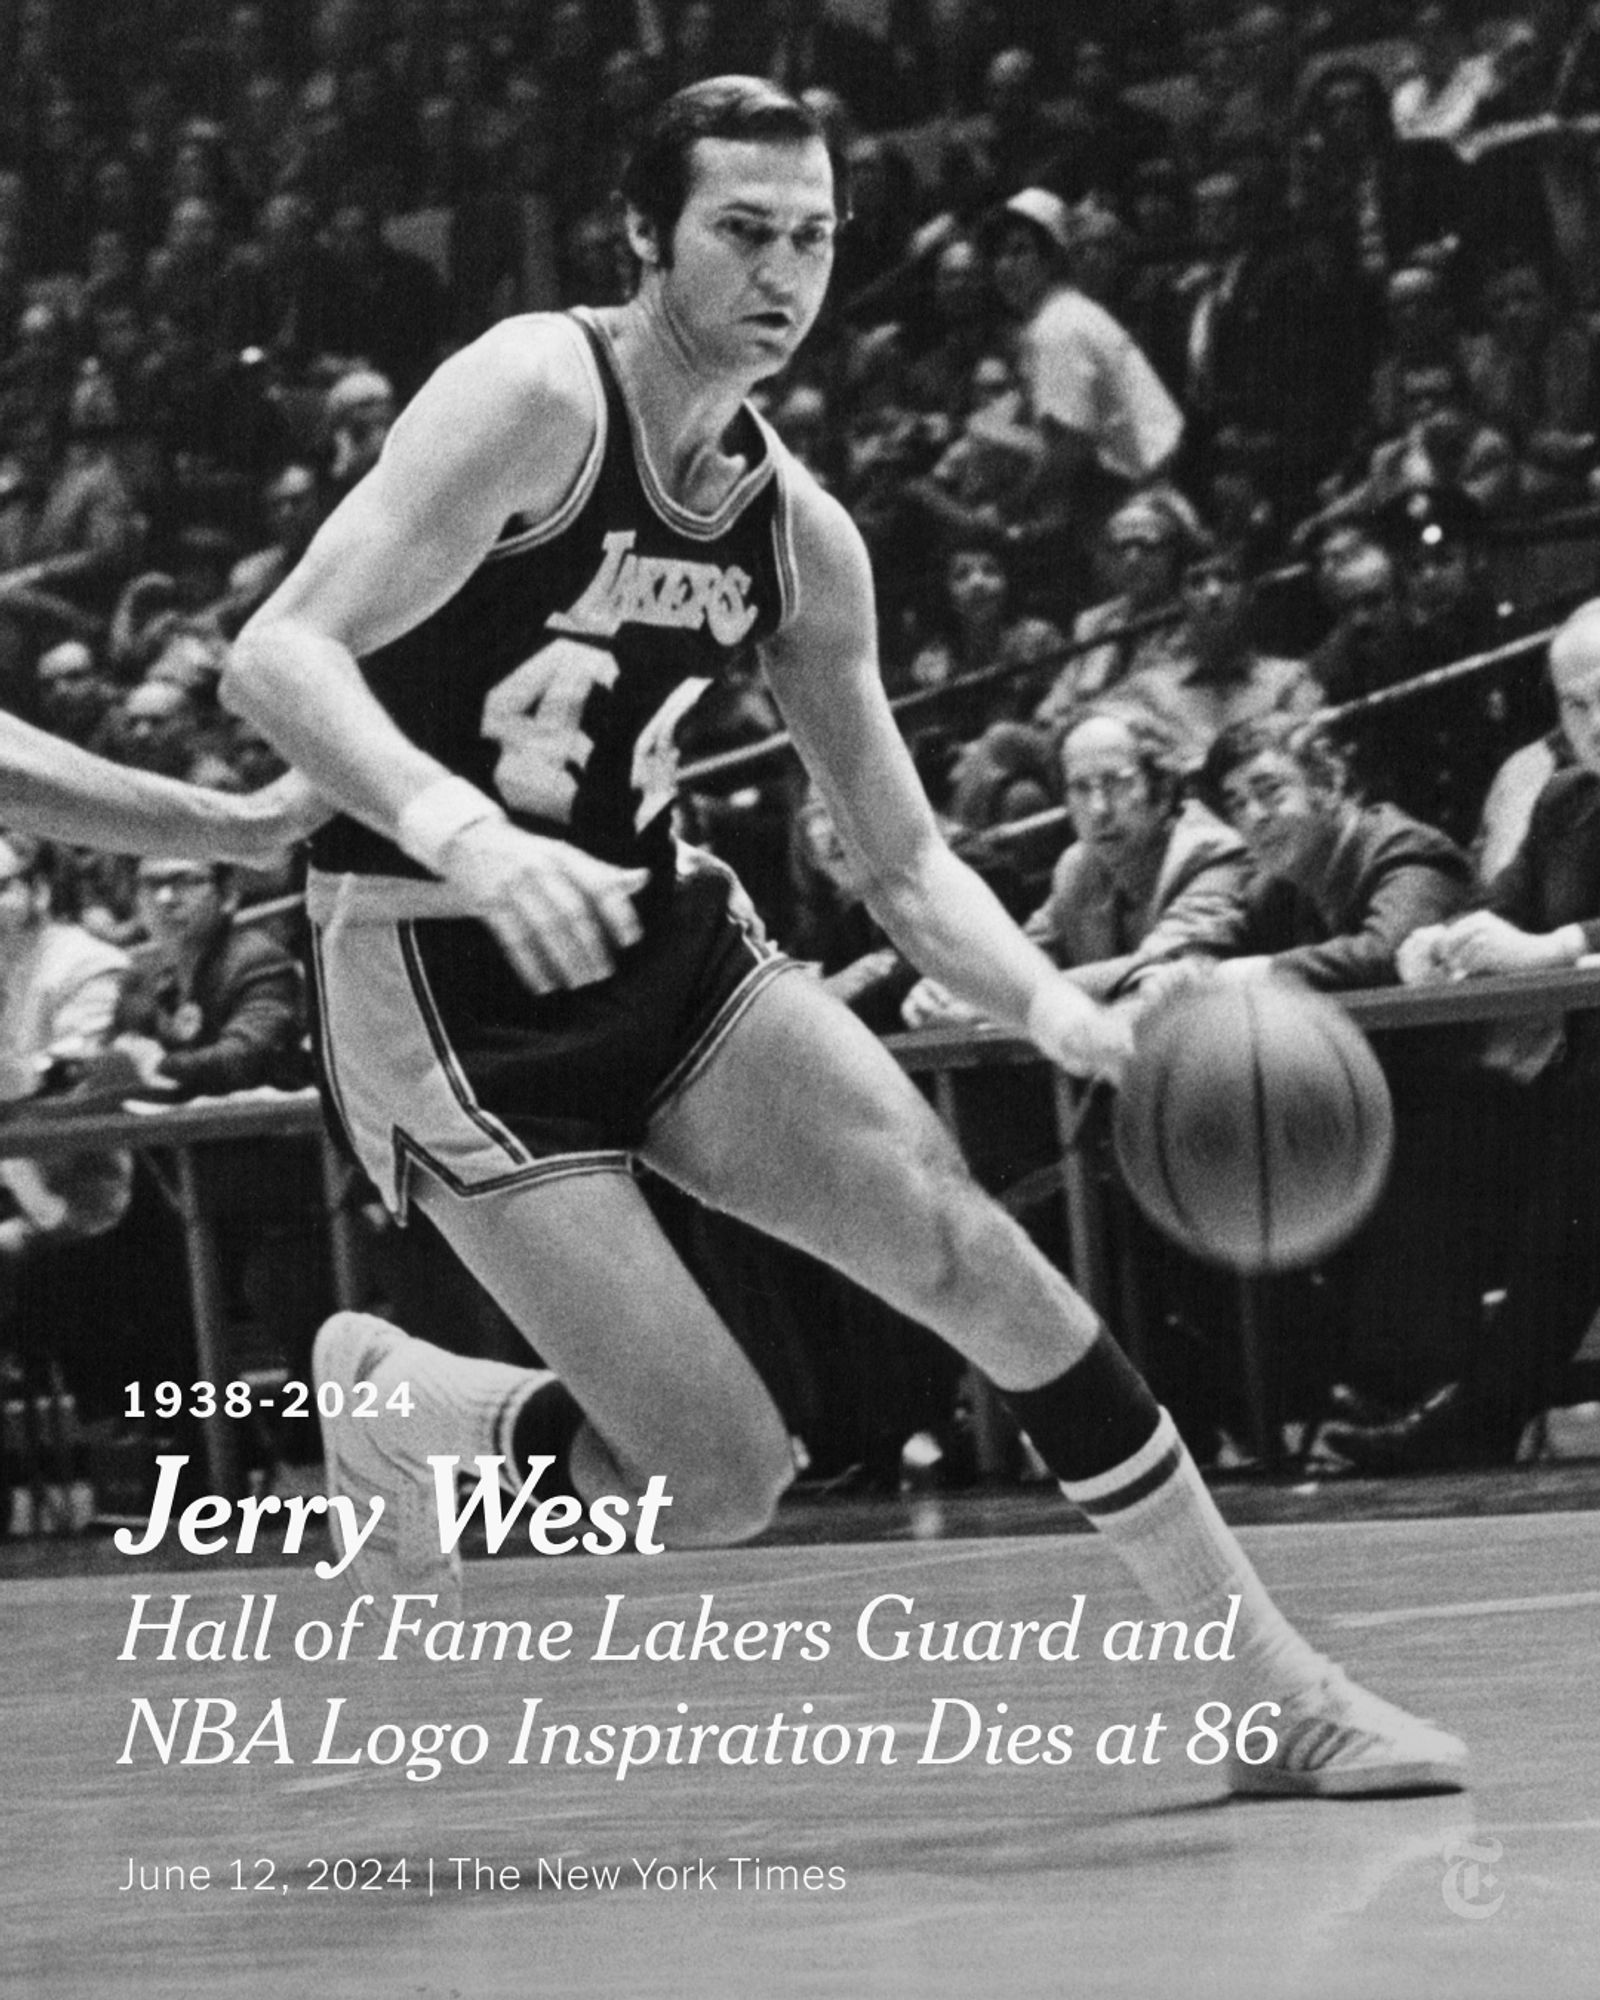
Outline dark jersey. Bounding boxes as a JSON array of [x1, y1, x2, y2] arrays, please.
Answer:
[[309, 309, 799, 889]]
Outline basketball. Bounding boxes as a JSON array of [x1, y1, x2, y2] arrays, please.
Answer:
[[1112, 980, 1394, 1274]]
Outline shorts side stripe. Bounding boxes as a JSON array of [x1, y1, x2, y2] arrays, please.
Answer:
[[307, 920, 357, 1153], [393, 1134, 631, 1224], [645, 952, 802, 1125], [397, 920, 537, 1172]]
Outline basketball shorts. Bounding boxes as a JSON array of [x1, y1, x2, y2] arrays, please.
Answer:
[[307, 849, 796, 1219]]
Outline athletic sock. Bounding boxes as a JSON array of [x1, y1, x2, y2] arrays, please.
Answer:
[[386, 1334, 555, 1488], [1003, 1332, 1325, 1699]]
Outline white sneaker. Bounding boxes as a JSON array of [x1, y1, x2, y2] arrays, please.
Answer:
[[313, 1312, 462, 1618], [1228, 1665, 1468, 1798]]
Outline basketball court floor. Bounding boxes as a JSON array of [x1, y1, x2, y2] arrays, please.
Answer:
[[9, 1486, 1598, 1999]]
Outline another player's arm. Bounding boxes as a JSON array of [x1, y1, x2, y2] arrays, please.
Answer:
[[0, 709, 327, 862], [761, 482, 1129, 1078], [223, 322, 647, 992]]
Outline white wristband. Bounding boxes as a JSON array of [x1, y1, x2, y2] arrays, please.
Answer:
[[396, 776, 506, 874]]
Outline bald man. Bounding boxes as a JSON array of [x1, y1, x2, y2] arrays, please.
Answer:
[[1334, 598, 1600, 1469]]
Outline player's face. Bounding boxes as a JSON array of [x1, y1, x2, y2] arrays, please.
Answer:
[[1221, 750, 1334, 886], [1552, 641, 1600, 777], [1062, 720, 1164, 861], [651, 139, 837, 379]]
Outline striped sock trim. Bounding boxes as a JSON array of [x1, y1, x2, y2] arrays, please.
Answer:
[[1060, 1409, 1182, 1518]]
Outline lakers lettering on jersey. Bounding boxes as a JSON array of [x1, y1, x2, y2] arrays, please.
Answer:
[[310, 309, 799, 888]]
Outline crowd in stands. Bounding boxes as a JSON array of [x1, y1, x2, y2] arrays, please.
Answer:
[[7, 0, 1600, 1512]]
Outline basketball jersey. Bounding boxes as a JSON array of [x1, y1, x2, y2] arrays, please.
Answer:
[[309, 309, 799, 892]]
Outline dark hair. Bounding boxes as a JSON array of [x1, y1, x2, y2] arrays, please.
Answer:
[[618, 75, 840, 266], [1196, 715, 1349, 817]]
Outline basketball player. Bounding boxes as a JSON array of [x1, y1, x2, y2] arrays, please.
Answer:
[[0, 704, 323, 860], [225, 79, 1463, 1797]]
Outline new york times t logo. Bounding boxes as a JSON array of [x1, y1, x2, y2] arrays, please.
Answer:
[[1441, 1835, 1505, 1919]]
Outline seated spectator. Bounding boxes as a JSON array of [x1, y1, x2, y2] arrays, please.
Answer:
[[114, 856, 307, 1097], [219, 462, 323, 625], [911, 705, 1248, 1036], [1035, 488, 1201, 729], [1359, 485, 1539, 845], [1194, 712, 1472, 987], [34, 640, 116, 748], [317, 195, 447, 401], [1331, 600, 1600, 1468], [1114, 541, 1323, 774], [1364, 264, 1472, 447], [1462, 251, 1597, 508], [107, 854, 320, 1447], [95, 677, 212, 780], [903, 541, 1064, 724], [1308, 541, 1407, 705], [0, 833, 139, 1438], [1178, 713, 1487, 1424], [1306, 361, 1517, 528], [322, 366, 397, 502]]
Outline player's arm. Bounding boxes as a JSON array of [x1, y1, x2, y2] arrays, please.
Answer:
[[222, 321, 647, 992], [0, 709, 326, 862], [761, 481, 1129, 1078]]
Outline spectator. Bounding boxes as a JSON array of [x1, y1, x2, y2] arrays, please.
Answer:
[[317, 195, 447, 400], [1308, 540, 1408, 706], [987, 186, 1182, 590], [1186, 712, 1483, 1422], [1335, 600, 1600, 1469], [114, 857, 306, 1098], [322, 365, 397, 500], [1364, 263, 1472, 447], [34, 640, 116, 747], [110, 854, 321, 1441], [904, 541, 1064, 723], [1035, 487, 1201, 729], [1194, 711, 1472, 989], [221, 462, 324, 625], [1024, 705, 1250, 995], [1114, 541, 1322, 773], [217, 190, 335, 377], [1462, 251, 1597, 508], [0, 831, 139, 1448], [1307, 359, 1517, 527], [97, 678, 205, 779]]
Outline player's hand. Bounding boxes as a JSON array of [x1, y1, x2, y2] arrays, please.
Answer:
[[1123, 956, 1214, 1015], [1210, 953, 1275, 983], [1026, 977, 1134, 1085], [901, 976, 983, 1029], [440, 818, 649, 993]]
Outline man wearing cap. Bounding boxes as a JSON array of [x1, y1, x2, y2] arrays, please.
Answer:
[[988, 186, 1182, 580]]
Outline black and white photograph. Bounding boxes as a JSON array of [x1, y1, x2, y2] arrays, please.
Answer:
[[6, 3, 1600, 1995]]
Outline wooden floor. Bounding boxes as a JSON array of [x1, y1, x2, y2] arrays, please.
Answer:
[[9, 1502, 1599, 1999]]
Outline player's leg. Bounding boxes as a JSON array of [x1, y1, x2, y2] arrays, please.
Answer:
[[314, 1160, 794, 1595], [642, 971, 1466, 1795], [410, 1164, 793, 1542]]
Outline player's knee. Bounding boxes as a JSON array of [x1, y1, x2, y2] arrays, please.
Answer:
[[664, 1429, 792, 1547]]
